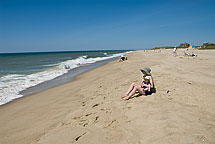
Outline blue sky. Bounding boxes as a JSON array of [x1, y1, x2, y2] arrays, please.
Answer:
[[0, 0, 214, 53]]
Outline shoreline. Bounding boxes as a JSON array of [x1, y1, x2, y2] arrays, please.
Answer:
[[19, 57, 119, 101], [0, 58, 114, 106], [0, 53, 127, 106], [0, 56, 123, 107], [0, 49, 214, 144]]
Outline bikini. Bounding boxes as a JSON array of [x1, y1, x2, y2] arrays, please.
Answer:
[[142, 81, 150, 90]]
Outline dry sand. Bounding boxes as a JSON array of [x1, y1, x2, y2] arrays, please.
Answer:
[[0, 49, 215, 144]]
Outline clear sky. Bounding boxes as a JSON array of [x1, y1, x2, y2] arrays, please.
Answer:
[[0, 0, 214, 53]]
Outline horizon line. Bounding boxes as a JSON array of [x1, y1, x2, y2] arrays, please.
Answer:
[[0, 49, 146, 54]]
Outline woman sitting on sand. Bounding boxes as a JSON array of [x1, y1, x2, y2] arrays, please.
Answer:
[[122, 67, 154, 100]]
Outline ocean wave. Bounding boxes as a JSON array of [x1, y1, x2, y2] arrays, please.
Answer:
[[42, 63, 59, 67], [0, 51, 131, 105], [0, 74, 25, 82]]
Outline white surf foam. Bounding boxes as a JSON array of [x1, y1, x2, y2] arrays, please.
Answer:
[[0, 51, 132, 105]]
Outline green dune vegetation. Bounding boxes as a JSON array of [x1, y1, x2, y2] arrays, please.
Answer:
[[153, 42, 215, 50], [153, 46, 175, 50], [200, 43, 215, 50]]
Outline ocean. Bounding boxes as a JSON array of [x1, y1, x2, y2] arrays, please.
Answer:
[[0, 50, 131, 105]]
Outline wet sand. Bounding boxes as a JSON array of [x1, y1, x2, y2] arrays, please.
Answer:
[[0, 49, 215, 144]]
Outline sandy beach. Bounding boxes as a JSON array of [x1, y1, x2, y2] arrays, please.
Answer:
[[0, 49, 215, 144]]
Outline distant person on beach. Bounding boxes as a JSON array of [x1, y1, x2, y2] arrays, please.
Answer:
[[122, 67, 154, 100], [64, 65, 70, 69], [173, 47, 177, 56], [118, 55, 127, 62], [183, 50, 197, 57], [184, 50, 190, 56]]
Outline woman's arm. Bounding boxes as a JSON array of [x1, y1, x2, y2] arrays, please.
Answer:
[[149, 76, 154, 88], [148, 84, 151, 92]]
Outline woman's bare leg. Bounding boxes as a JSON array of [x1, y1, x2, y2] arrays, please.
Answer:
[[124, 85, 145, 100], [122, 82, 138, 98], [125, 82, 138, 95]]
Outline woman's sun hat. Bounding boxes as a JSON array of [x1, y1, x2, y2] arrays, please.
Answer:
[[140, 67, 151, 75]]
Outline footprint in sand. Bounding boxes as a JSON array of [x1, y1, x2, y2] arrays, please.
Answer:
[[100, 108, 111, 114], [73, 116, 82, 120], [104, 119, 117, 128], [94, 116, 99, 123], [77, 118, 89, 127], [92, 103, 99, 108], [60, 121, 71, 126], [81, 102, 86, 106], [85, 113, 93, 117], [72, 132, 87, 143]]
